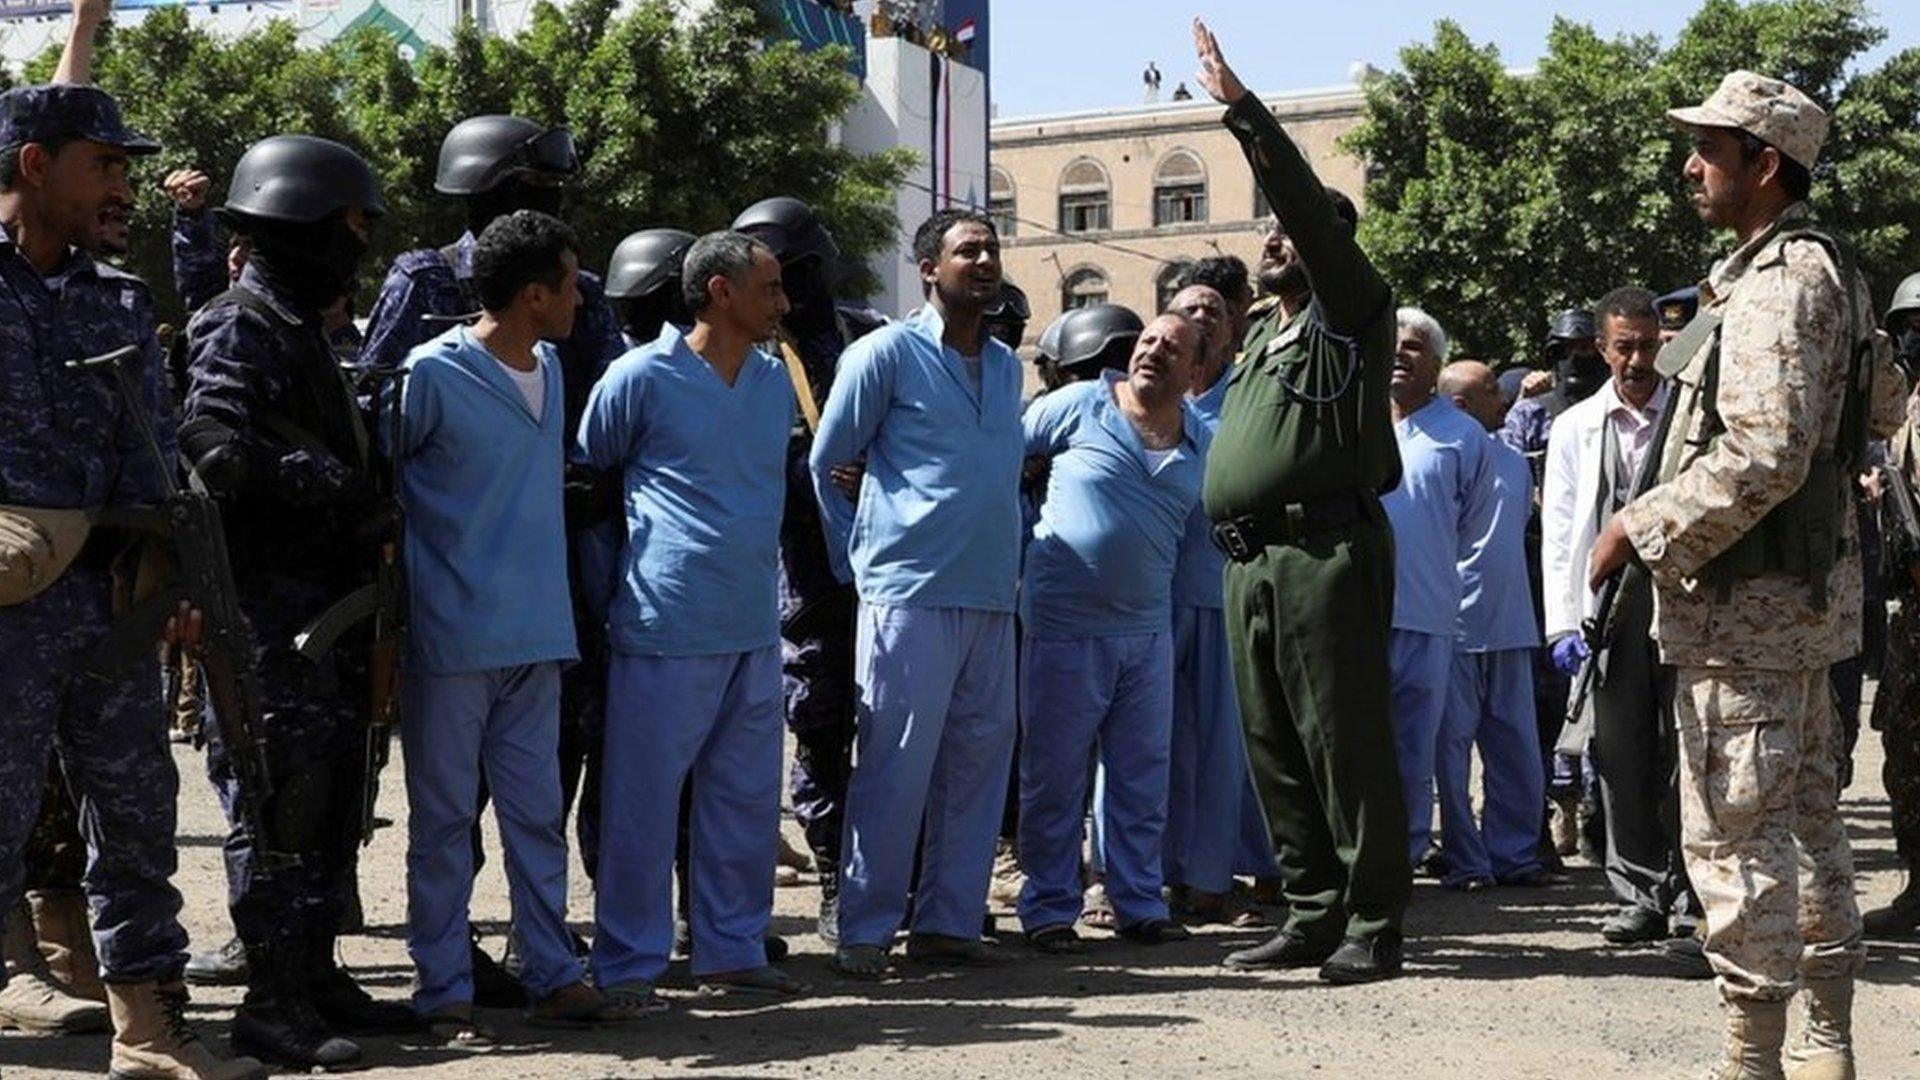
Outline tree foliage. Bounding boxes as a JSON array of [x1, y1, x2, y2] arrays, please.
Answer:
[[1345, 0, 1920, 362], [36, 0, 911, 320]]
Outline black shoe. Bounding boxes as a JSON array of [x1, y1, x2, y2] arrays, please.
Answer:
[[1862, 882, 1920, 939], [183, 936, 249, 987], [817, 870, 841, 947], [469, 938, 525, 1008], [1118, 918, 1191, 945], [1223, 929, 1338, 971], [309, 959, 419, 1035], [1660, 933, 1714, 980], [1600, 905, 1668, 944], [1413, 846, 1447, 880], [764, 933, 789, 963], [1318, 930, 1403, 985], [234, 941, 363, 1073]]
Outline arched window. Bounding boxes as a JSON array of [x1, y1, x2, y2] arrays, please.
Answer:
[[1061, 266, 1109, 311], [988, 166, 1016, 239], [1156, 260, 1194, 313], [1153, 150, 1208, 226], [1058, 158, 1111, 234]]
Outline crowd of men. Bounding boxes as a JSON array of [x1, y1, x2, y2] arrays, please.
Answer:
[[2, 8, 1918, 1080]]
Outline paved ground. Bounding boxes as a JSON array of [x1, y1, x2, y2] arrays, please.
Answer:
[[5, 729, 1919, 1079]]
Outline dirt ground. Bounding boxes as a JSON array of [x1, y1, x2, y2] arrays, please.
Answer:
[[5, 722, 1919, 1080]]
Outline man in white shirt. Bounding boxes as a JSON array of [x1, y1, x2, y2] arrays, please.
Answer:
[[1540, 287, 1697, 947]]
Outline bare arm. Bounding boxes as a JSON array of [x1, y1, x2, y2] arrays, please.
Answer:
[[54, 0, 109, 84]]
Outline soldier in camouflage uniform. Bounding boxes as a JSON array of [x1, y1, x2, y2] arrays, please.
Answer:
[[1593, 72, 1905, 1080], [1862, 273, 1920, 939], [0, 83, 265, 1080]]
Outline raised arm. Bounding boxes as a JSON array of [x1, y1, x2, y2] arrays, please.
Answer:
[[54, 0, 109, 84], [1192, 18, 1388, 334]]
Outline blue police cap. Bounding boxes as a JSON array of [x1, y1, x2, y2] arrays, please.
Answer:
[[0, 85, 159, 156]]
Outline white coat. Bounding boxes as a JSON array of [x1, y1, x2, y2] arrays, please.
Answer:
[[1540, 380, 1669, 642]]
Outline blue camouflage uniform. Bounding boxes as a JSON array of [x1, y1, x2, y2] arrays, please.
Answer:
[[360, 230, 624, 877], [0, 228, 189, 983], [178, 262, 376, 960], [171, 208, 226, 313]]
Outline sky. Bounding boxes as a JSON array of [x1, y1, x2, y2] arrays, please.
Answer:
[[989, 1, 1920, 118]]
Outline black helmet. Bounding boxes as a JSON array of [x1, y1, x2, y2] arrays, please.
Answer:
[[220, 135, 384, 225], [606, 228, 696, 301], [1035, 312, 1070, 364], [1056, 303, 1144, 374], [434, 115, 577, 196], [731, 196, 840, 267], [1545, 308, 1596, 344], [985, 281, 1031, 323]]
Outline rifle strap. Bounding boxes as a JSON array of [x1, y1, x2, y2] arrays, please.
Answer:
[[779, 334, 822, 435]]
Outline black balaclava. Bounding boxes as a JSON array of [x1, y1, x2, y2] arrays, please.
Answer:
[[1894, 324, 1920, 380], [1552, 341, 1609, 404], [617, 290, 688, 346], [467, 175, 565, 237], [244, 214, 367, 316]]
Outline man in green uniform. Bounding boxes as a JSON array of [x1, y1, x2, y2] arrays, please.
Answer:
[[1191, 19, 1408, 985]]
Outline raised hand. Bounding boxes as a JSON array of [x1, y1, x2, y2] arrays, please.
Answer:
[[163, 168, 211, 214], [1191, 18, 1247, 106]]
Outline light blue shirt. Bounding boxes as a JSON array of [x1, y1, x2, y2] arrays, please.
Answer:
[[1170, 370, 1231, 610], [577, 326, 793, 656], [391, 326, 578, 673], [808, 305, 1025, 612], [1382, 396, 1495, 637], [1022, 371, 1208, 638], [1458, 436, 1541, 652]]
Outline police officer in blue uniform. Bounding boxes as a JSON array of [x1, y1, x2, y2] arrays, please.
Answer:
[[178, 134, 415, 1070], [0, 82, 266, 1080]]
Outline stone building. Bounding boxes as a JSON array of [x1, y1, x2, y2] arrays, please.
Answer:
[[989, 84, 1367, 348]]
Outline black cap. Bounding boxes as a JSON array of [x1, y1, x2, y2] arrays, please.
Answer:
[[0, 85, 159, 156]]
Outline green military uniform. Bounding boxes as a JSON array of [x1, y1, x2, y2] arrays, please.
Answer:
[[1203, 93, 1408, 943]]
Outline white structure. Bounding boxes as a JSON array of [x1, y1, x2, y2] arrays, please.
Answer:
[[841, 31, 988, 316]]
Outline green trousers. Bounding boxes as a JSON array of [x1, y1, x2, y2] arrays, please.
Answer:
[[1223, 511, 1410, 940]]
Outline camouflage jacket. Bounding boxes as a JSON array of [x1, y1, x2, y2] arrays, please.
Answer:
[[1618, 203, 1904, 669]]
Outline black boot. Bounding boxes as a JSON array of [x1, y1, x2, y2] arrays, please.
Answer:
[[232, 942, 361, 1071], [1863, 865, 1920, 938], [817, 866, 840, 947], [183, 935, 249, 987], [468, 933, 525, 1008], [307, 935, 417, 1035]]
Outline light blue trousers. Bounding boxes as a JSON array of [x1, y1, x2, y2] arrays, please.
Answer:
[[1437, 649, 1545, 883], [836, 605, 1016, 948], [591, 648, 782, 985], [1388, 629, 1454, 867], [1018, 632, 1173, 932], [400, 663, 579, 1015], [1166, 605, 1276, 891]]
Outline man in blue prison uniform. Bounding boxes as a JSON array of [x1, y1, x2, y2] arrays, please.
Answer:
[[1382, 308, 1496, 870], [387, 211, 634, 1040], [1017, 313, 1210, 952], [1163, 284, 1278, 917], [807, 209, 1025, 978], [579, 232, 803, 1004], [1433, 361, 1550, 889]]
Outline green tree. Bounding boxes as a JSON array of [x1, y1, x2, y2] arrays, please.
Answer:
[[38, 0, 910, 320], [1346, 0, 1920, 362]]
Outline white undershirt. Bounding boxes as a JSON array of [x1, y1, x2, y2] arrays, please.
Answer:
[[1141, 446, 1177, 472], [497, 357, 545, 420]]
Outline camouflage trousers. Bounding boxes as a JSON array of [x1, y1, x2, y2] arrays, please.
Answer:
[[1674, 666, 1865, 1001], [0, 567, 188, 982], [1869, 595, 1920, 862]]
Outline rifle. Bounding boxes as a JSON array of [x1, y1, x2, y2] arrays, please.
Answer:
[[1877, 456, 1920, 595], [295, 364, 407, 845], [68, 344, 294, 871]]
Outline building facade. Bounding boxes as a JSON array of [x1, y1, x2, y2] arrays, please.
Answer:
[[989, 85, 1366, 347]]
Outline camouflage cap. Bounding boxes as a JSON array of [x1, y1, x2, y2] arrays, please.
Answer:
[[1667, 70, 1828, 170], [0, 84, 159, 155]]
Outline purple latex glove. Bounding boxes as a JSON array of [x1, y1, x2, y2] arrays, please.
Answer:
[[1550, 635, 1590, 676]]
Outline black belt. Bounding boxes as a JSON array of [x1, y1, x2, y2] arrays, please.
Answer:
[[1210, 490, 1375, 562]]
